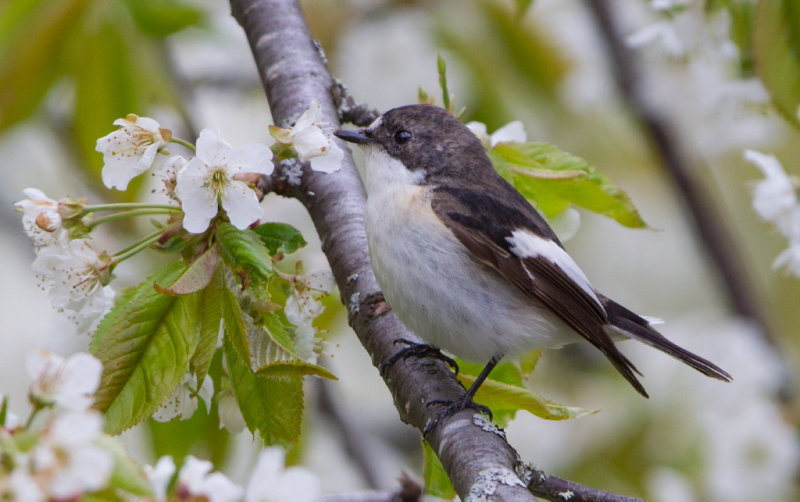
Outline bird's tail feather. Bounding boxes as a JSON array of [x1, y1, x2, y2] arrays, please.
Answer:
[[602, 298, 732, 382]]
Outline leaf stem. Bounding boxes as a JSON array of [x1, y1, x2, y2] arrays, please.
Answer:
[[112, 226, 173, 264], [84, 203, 181, 213], [170, 137, 197, 151], [89, 209, 177, 228]]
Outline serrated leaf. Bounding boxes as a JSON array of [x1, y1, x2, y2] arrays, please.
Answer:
[[754, 0, 800, 126], [96, 436, 154, 497], [216, 223, 273, 285], [252, 222, 307, 255], [156, 245, 220, 296], [218, 272, 252, 366], [122, 0, 205, 38], [224, 339, 303, 446], [191, 267, 225, 383], [457, 373, 592, 421], [91, 262, 201, 434], [490, 142, 648, 228], [0, 0, 89, 132], [422, 440, 456, 499], [257, 361, 337, 380]]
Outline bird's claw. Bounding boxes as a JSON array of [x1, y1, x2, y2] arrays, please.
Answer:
[[380, 339, 459, 376], [423, 395, 493, 435]]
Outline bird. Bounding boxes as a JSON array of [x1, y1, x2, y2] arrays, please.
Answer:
[[334, 104, 731, 430]]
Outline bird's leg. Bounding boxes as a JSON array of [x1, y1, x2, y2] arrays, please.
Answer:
[[380, 339, 459, 377], [423, 355, 502, 435]]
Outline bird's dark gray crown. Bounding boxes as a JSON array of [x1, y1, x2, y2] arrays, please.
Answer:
[[366, 105, 491, 182]]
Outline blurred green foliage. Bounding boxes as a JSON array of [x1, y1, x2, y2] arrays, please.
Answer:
[[0, 0, 206, 199]]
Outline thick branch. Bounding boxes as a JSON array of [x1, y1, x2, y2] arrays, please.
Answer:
[[584, 0, 795, 401], [229, 1, 644, 500]]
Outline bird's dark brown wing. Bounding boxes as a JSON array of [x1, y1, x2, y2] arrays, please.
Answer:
[[431, 184, 648, 396]]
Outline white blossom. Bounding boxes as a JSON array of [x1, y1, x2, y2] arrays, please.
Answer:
[[2, 470, 45, 502], [745, 150, 800, 276], [32, 239, 111, 310], [144, 456, 176, 501], [284, 270, 335, 362], [175, 128, 273, 233], [178, 456, 243, 502], [244, 448, 320, 502], [152, 373, 213, 422], [270, 101, 344, 173], [31, 238, 114, 332], [703, 397, 799, 502], [745, 150, 800, 235], [217, 387, 246, 434], [14, 188, 66, 248], [467, 120, 527, 148], [96, 114, 171, 190], [31, 410, 114, 499], [26, 351, 102, 411]]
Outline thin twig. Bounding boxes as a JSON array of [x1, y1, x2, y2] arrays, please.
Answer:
[[583, 0, 794, 402], [229, 1, 648, 500], [315, 378, 382, 489]]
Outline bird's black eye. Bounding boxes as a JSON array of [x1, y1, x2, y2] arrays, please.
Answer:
[[394, 130, 412, 144]]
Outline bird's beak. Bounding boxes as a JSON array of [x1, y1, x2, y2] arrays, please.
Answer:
[[334, 129, 376, 144]]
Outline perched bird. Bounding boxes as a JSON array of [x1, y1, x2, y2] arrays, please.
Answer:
[[334, 105, 731, 429]]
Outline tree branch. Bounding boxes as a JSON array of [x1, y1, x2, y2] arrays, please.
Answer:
[[229, 1, 645, 500], [583, 0, 794, 403]]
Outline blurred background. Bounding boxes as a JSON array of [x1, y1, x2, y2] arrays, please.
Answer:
[[1, 0, 798, 500]]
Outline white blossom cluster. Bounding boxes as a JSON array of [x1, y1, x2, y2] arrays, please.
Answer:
[[15, 103, 343, 334], [0, 350, 321, 502], [744, 150, 800, 276], [15, 190, 115, 333]]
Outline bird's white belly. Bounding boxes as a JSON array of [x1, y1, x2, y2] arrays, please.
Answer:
[[364, 183, 578, 363]]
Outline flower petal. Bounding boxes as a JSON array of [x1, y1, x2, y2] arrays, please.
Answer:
[[309, 142, 344, 173], [221, 180, 263, 229], [491, 120, 527, 146], [292, 125, 329, 159], [196, 128, 232, 167], [176, 158, 219, 233], [229, 143, 274, 176]]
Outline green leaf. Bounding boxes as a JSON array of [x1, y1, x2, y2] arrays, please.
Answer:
[[457, 373, 592, 421], [224, 339, 303, 446], [91, 262, 201, 434], [515, 0, 534, 15], [191, 267, 226, 384], [754, 0, 800, 126], [70, 2, 158, 199], [218, 271, 252, 366], [519, 350, 542, 376], [122, 0, 205, 38], [155, 245, 220, 296], [437, 53, 451, 112], [216, 223, 274, 286], [490, 142, 648, 228], [0, 395, 8, 427], [422, 440, 456, 499], [0, 0, 89, 132], [252, 222, 307, 255], [257, 361, 337, 380], [96, 436, 154, 497]]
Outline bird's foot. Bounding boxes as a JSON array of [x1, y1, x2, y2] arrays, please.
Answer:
[[423, 395, 493, 436], [380, 339, 459, 377]]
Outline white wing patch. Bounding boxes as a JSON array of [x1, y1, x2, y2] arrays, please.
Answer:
[[506, 229, 602, 306]]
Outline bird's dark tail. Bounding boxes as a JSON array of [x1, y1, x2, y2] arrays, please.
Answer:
[[601, 296, 732, 383]]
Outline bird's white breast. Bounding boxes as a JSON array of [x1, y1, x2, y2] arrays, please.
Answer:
[[362, 147, 578, 362]]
